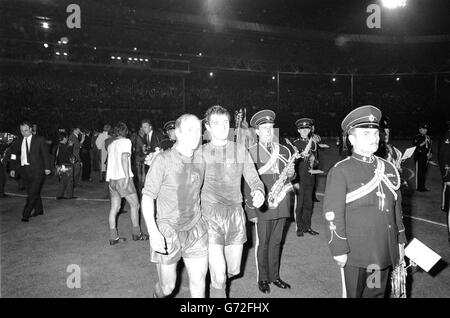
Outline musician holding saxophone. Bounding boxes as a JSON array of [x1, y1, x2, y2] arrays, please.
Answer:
[[244, 109, 294, 294], [323, 105, 407, 298], [293, 118, 320, 237]]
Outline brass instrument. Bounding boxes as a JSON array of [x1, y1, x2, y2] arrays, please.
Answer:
[[234, 108, 244, 142], [391, 259, 407, 298], [300, 136, 318, 172], [267, 138, 301, 209], [234, 108, 255, 147], [234, 108, 245, 129]]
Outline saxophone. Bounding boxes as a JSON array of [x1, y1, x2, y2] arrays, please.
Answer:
[[267, 138, 301, 209], [299, 136, 318, 172]]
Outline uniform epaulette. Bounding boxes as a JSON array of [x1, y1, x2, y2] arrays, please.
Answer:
[[333, 156, 351, 168]]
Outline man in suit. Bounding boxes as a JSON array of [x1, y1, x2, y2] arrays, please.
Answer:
[[323, 105, 407, 298], [9, 121, 51, 222], [69, 126, 85, 188], [244, 110, 294, 294], [413, 122, 432, 192]]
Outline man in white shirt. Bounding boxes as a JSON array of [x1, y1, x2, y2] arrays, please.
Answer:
[[107, 122, 149, 245], [95, 124, 111, 183]]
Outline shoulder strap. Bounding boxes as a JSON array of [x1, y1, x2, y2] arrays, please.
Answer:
[[258, 143, 280, 175], [346, 159, 384, 204]]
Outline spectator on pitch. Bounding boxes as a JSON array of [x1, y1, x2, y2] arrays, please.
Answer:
[[96, 124, 111, 183], [106, 122, 149, 245]]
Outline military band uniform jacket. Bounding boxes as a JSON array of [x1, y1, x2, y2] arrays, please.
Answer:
[[244, 142, 292, 221], [323, 153, 407, 270]]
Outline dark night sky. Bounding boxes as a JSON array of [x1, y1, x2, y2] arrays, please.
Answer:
[[4, 0, 450, 35]]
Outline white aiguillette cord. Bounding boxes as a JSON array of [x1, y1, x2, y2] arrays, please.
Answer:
[[340, 267, 347, 298]]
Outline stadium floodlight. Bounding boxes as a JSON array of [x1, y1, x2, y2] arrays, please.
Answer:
[[382, 0, 407, 9], [63, 52, 68, 56], [396, 77, 400, 81], [42, 22, 49, 29], [198, 52, 203, 57], [111, 56, 115, 59], [117, 57, 121, 60], [128, 57, 132, 61], [134, 47, 137, 51], [43, 43, 48, 48], [93, 46, 97, 50], [139, 58, 143, 61], [272, 76, 276, 80], [55, 52, 60, 55], [332, 77, 336, 82], [133, 58, 138, 61], [209, 71, 214, 77], [144, 58, 149, 62]]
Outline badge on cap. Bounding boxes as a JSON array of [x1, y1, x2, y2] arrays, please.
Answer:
[[325, 211, 335, 221], [369, 114, 375, 122]]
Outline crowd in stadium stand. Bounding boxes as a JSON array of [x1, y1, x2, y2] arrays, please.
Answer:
[[1, 62, 446, 142]]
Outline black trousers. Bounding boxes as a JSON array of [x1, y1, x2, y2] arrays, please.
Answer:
[[343, 264, 390, 298], [73, 162, 81, 187], [295, 181, 314, 232], [80, 150, 91, 181], [20, 166, 45, 219], [57, 171, 74, 198], [415, 155, 428, 190], [0, 160, 6, 196], [255, 218, 286, 282], [135, 161, 146, 191]]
